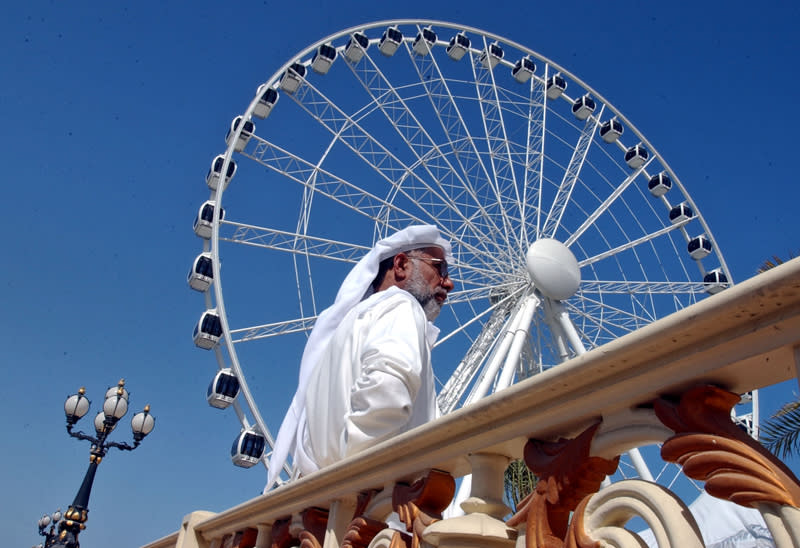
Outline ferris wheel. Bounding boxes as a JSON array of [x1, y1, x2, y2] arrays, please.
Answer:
[[187, 20, 750, 491]]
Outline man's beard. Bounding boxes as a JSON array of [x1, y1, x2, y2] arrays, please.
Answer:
[[405, 266, 446, 321]]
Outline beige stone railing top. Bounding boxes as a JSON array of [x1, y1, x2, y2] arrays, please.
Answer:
[[143, 257, 800, 548]]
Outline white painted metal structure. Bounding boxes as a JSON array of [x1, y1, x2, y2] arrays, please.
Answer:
[[187, 20, 750, 491]]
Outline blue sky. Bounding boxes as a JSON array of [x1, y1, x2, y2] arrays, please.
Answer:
[[3, 2, 799, 547]]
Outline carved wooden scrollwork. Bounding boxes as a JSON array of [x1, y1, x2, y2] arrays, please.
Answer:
[[655, 384, 800, 508], [507, 423, 619, 548], [224, 527, 258, 548], [271, 507, 329, 548], [270, 517, 293, 548], [341, 516, 390, 548], [392, 469, 456, 548], [300, 508, 329, 548], [563, 496, 603, 548]]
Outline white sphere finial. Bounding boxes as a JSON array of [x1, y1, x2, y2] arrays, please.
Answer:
[[526, 239, 581, 300]]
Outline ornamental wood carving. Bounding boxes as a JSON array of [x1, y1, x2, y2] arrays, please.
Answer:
[[655, 384, 800, 508], [300, 507, 329, 548], [507, 423, 619, 548], [271, 507, 329, 548], [563, 496, 602, 548], [234, 528, 259, 548], [341, 517, 389, 548], [341, 490, 388, 548], [223, 528, 258, 548], [271, 517, 292, 548], [392, 469, 456, 548]]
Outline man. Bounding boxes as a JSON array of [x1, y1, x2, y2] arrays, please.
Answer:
[[266, 225, 454, 491]]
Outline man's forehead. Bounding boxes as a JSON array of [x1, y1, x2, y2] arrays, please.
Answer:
[[418, 246, 446, 259]]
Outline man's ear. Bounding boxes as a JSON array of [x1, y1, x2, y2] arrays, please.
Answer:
[[393, 252, 410, 282]]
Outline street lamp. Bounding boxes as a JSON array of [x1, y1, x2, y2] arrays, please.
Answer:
[[35, 379, 155, 548], [34, 509, 62, 548]]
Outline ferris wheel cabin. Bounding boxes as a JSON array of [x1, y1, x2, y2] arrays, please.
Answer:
[[344, 31, 369, 63], [311, 44, 337, 74], [688, 235, 713, 260], [479, 42, 504, 69], [412, 27, 437, 56], [669, 203, 694, 224], [379, 26, 403, 57], [207, 368, 240, 409], [512, 57, 536, 83], [572, 95, 596, 121], [648, 172, 672, 197], [600, 119, 623, 143], [187, 252, 213, 292], [193, 309, 222, 350], [231, 429, 266, 468], [206, 155, 237, 191], [224, 116, 255, 153], [280, 62, 307, 94], [624, 144, 649, 169], [193, 200, 225, 239], [703, 269, 730, 294], [546, 74, 567, 99], [446, 32, 471, 61], [253, 85, 279, 119]]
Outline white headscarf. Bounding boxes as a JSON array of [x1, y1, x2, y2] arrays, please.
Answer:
[[265, 225, 452, 492]]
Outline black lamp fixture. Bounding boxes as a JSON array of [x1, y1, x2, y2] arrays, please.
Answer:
[[34, 379, 154, 548]]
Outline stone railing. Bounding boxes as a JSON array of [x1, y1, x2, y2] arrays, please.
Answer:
[[143, 258, 800, 548]]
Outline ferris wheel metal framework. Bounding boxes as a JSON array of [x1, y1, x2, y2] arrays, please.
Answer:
[[188, 20, 753, 492]]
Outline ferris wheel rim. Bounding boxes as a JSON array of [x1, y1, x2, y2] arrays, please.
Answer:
[[196, 19, 737, 486]]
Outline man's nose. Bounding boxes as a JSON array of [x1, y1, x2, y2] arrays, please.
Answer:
[[441, 276, 454, 291]]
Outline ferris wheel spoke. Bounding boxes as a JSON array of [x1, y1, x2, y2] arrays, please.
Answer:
[[283, 79, 502, 271], [291, 80, 428, 194], [574, 286, 664, 326], [448, 252, 529, 285], [244, 135, 425, 225], [218, 221, 517, 301], [521, 69, 547, 246], [443, 279, 526, 306], [564, 155, 655, 247], [219, 221, 370, 262], [563, 296, 651, 336], [409, 43, 519, 259], [413, 42, 532, 261], [576, 218, 691, 268], [218, 216, 506, 289], [290, 78, 448, 214], [437, 286, 526, 412], [436, 308, 510, 412], [469, 38, 525, 251], [229, 316, 317, 343], [290, 76, 476, 228], [338, 40, 505, 262], [541, 106, 604, 238], [578, 279, 709, 295], [562, 299, 642, 343]]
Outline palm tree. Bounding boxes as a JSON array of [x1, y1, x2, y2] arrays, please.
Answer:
[[757, 253, 799, 458], [504, 459, 537, 512], [760, 401, 800, 459], [756, 254, 794, 274]]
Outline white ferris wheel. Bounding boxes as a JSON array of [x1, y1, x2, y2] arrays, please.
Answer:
[[188, 20, 752, 492]]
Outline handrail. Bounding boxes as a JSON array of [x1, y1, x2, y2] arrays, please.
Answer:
[[144, 257, 800, 547]]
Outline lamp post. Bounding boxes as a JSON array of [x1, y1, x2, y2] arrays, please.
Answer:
[[34, 379, 155, 548]]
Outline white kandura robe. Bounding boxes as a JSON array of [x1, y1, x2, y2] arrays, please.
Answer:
[[294, 286, 439, 475]]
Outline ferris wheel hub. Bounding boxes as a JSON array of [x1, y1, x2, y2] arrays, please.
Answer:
[[526, 239, 581, 300]]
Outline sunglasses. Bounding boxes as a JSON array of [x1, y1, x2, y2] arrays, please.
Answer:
[[411, 256, 449, 279]]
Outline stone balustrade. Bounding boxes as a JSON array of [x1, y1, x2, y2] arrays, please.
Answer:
[[143, 258, 800, 548]]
